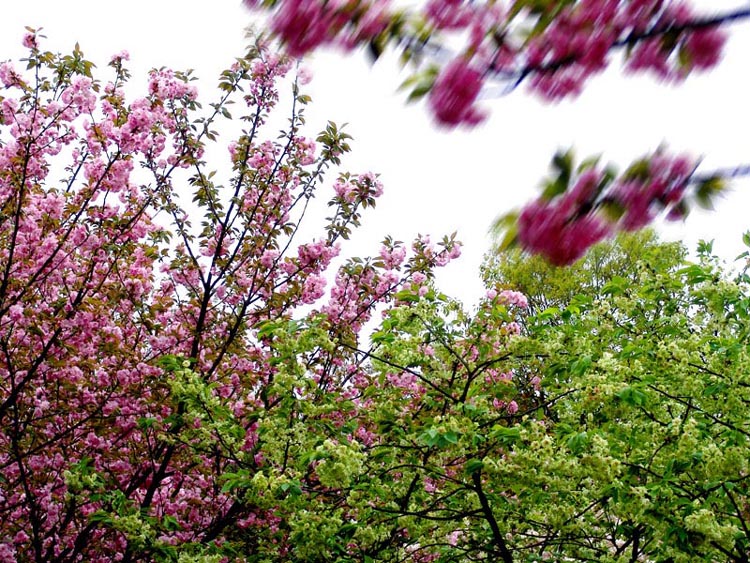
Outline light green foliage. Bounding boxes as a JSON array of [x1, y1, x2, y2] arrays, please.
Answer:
[[481, 229, 685, 315], [176, 554, 224, 563], [501, 238, 750, 561], [312, 232, 750, 562]]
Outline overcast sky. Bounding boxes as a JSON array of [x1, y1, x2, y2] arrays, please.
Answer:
[[2, 1, 748, 304]]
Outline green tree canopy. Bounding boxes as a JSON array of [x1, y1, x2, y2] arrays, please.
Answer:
[[481, 229, 686, 316], [307, 233, 750, 562]]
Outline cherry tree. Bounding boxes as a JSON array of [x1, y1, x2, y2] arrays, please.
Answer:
[[0, 32, 461, 561], [243, 0, 750, 264]]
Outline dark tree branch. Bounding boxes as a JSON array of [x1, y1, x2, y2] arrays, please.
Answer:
[[471, 470, 514, 563], [500, 6, 750, 89]]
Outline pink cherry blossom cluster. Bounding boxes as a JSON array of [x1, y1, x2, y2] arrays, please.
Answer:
[[244, 1, 736, 127], [427, 58, 487, 127], [494, 289, 530, 309], [625, 2, 726, 79], [243, 0, 392, 57], [321, 234, 461, 337], [332, 172, 383, 204], [147, 68, 198, 101], [518, 200, 614, 267], [514, 151, 699, 265]]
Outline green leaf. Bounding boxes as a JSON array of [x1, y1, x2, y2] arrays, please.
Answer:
[[616, 386, 647, 407], [220, 470, 252, 493], [370, 330, 395, 345], [279, 480, 302, 497], [136, 417, 158, 430], [601, 276, 629, 296], [566, 431, 588, 454], [577, 154, 601, 172], [622, 158, 651, 182], [464, 459, 485, 475], [490, 211, 519, 251], [490, 425, 520, 446], [551, 149, 573, 180], [395, 289, 420, 302], [88, 510, 115, 525], [697, 239, 714, 256], [694, 175, 726, 210], [420, 428, 460, 448], [703, 382, 728, 397], [569, 355, 592, 376], [678, 263, 712, 285], [443, 431, 459, 445], [156, 354, 182, 372], [400, 67, 438, 103], [420, 428, 440, 447], [539, 149, 575, 200], [367, 34, 387, 62], [162, 515, 182, 531], [255, 319, 282, 339], [599, 199, 626, 222], [534, 306, 560, 322], [540, 177, 567, 200]]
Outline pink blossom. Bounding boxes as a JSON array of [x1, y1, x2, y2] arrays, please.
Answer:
[[246, 0, 729, 124], [498, 290, 528, 309], [148, 69, 197, 101], [379, 244, 406, 270], [302, 274, 327, 303], [516, 151, 695, 263], [684, 26, 726, 69], [425, 0, 473, 30], [447, 530, 463, 546], [260, 249, 280, 269], [346, 2, 391, 43], [626, 3, 726, 79], [333, 178, 356, 202], [297, 66, 313, 85], [0, 63, 21, 88], [518, 199, 611, 266], [504, 321, 521, 335], [427, 58, 486, 128], [22, 32, 37, 50], [13, 531, 29, 544], [411, 272, 427, 285], [447, 242, 462, 259], [271, 0, 333, 57], [109, 50, 130, 63], [357, 172, 384, 198]]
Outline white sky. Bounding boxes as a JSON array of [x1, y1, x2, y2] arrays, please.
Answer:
[[1, 1, 748, 304]]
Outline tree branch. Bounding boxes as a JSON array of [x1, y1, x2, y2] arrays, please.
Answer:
[[471, 470, 514, 563]]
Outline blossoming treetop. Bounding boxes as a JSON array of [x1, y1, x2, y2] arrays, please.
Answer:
[[242, 0, 742, 125], [0, 32, 461, 561]]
